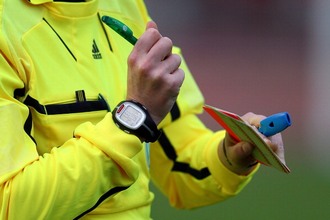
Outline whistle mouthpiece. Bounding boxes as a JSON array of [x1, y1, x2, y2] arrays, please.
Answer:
[[258, 112, 292, 137]]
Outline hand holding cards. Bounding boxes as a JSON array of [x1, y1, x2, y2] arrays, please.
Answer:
[[204, 105, 291, 173]]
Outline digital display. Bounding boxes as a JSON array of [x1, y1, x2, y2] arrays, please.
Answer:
[[116, 103, 146, 129], [120, 106, 142, 127]]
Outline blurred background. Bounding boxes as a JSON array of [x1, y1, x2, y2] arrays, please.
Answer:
[[145, 0, 330, 219]]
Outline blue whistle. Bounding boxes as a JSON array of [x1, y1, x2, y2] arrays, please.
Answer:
[[258, 112, 292, 137]]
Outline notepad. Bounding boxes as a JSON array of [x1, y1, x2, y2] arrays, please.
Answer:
[[203, 105, 290, 173]]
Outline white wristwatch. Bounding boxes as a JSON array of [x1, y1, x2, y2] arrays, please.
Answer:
[[112, 100, 161, 142]]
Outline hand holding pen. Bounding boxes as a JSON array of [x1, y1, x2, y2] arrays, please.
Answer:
[[102, 16, 184, 126]]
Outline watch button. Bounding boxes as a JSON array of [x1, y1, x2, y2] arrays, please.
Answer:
[[117, 104, 125, 113]]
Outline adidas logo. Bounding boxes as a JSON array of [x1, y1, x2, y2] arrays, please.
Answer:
[[92, 39, 102, 59]]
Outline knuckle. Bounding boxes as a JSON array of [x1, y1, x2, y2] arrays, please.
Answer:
[[166, 54, 182, 71], [128, 55, 152, 74], [169, 71, 184, 92], [140, 60, 154, 74], [174, 54, 182, 66], [171, 53, 181, 63], [148, 28, 161, 39], [127, 52, 138, 66], [162, 37, 173, 47]]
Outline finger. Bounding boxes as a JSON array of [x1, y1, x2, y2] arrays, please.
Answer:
[[267, 134, 286, 163], [167, 68, 185, 94], [146, 21, 158, 30], [135, 25, 162, 54], [161, 53, 181, 74], [224, 132, 240, 147], [242, 112, 266, 128], [228, 141, 257, 167], [148, 37, 173, 62], [233, 142, 254, 159]]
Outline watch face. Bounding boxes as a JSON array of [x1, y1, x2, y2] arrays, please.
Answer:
[[116, 103, 146, 129]]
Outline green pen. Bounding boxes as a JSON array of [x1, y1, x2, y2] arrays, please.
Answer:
[[101, 16, 138, 45]]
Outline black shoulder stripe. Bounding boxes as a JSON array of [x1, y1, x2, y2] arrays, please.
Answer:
[[14, 88, 36, 144], [172, 162, 211, 180], [158, 131, 211, 180], [170, 102, 180, 121], [158, 131, 177, 160], [23, 109, 37, 145], [14, 88, 25, 98], [23, 95, 109, 115], [73, 186, 129, 219]]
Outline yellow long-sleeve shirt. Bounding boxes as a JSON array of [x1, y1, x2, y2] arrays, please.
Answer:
[[0, 0, 257, 219]]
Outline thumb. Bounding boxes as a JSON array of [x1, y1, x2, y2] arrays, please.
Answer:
[[237, 142, 254, 158], [230, 141, 256, 166]]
